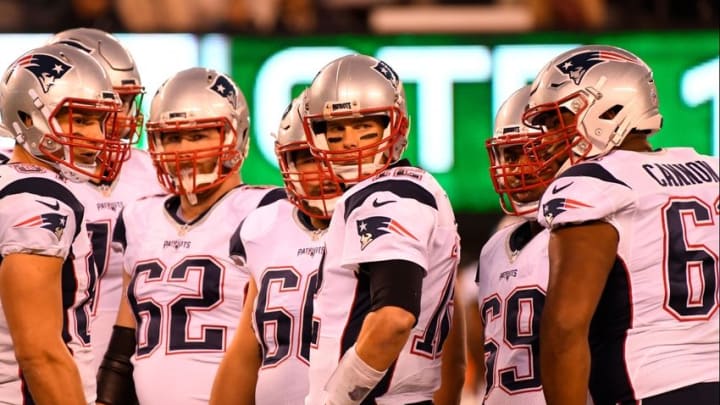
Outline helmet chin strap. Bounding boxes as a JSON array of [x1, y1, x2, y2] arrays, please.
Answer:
[[175, 161, 224, 206], [515, 200, 540, 220], [305, 195, 340, 218], [178, 168, 199, 206], [331, 161, 383, 185]]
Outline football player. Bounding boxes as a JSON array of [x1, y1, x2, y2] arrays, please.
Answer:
[[95, 68, 285, 405], [523, 45, 720, 404], [302, 54, 462, 405], [0, 43, 121, 404], [477, 85, 564, 405], [211, 91, 341, 405], [47, 27, 165, 378]]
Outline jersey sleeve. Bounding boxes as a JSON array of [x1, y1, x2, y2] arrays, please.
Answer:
[[340, 179, 438, 271], [538, 162, 635, 230], [0, 176, 83, 258]]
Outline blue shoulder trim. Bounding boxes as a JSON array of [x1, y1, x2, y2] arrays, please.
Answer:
[[0, 177, 84, 238], [344, 179, 437, 221], [558, 163, 631, 189], [257, 187, 287, 208]]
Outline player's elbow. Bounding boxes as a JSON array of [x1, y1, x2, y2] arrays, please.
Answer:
[[540, 308, 588, 349], [14, 341, 68, 372], [373, 306, 417, 336]]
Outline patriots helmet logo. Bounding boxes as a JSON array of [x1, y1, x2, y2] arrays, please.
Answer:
[[13, 213, 68, 240], [542, 198, 593, 225], [209, 74, 238, 109], [372, 60, 400, 89], [356, 215, 418, 251], [555, 50, 638, 85], [17, 53, 73, 93]]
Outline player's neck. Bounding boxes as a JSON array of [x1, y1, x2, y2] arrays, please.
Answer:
[[310, 216, 329, 231], [11, 144, 54, 171], [179, 174, 241, 221], [528, 220, 544, 237], [618, 133, 652, 152]]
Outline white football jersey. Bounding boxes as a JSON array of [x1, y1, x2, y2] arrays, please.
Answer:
[[230, 199, 325, 405], [538, 147, 720, 403], [0, 163, 96, 404], [477, 221, 549, 405], [114, 185, 286, 405], [68, 148, 165, 374], [307, 162, 460, 405]]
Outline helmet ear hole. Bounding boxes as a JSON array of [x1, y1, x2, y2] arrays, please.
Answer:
[[17, 111, 32, 127], [600, 104, 623, 120]]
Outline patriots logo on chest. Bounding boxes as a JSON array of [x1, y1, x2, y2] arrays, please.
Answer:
[[16, 53, 72, 93], [555, 50, 638, 85]]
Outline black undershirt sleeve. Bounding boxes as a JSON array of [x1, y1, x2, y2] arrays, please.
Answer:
[[361, 259, 425, 323]]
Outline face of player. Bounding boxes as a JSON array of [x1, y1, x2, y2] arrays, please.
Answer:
[[293, 148, 339, 197], [159, 127, 223, 174], [325, 116, 385, 164], [501, 135, 569, 204], [530, 107, 578, 133], [54, 108, 108, 165], [109, 92, 140, 141], [501, 107, 578, 202]]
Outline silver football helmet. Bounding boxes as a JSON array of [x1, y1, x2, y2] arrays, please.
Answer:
[[48, 27, 144, 145], [302, 54, 409, 184], [145, 67, 249, 198], [488, 85, 583, 218], [275, 90, 341, 220], [487, 86, 540, 217], [524, 45, 662, 161], [0, 43, 122, 182]]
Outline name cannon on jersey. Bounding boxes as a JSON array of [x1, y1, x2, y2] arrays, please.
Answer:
[[643, 160, 719, 187]]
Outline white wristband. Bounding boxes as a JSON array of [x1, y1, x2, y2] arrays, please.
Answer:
[[323, 345, 387, 405]]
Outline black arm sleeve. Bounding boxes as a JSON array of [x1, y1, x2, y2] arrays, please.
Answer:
[[96, 325, 139, 405], [362, 259, 425, 322]]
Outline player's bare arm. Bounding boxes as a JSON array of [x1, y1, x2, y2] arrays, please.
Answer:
[[115, 272, 137, 329], [210, 278, 262, 405], [356, 305, 416, 370], [433, 288, 466, 405], [464, 292, 485, 396], [0, 253, 87, 405], [540, 220, 618, 404]]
